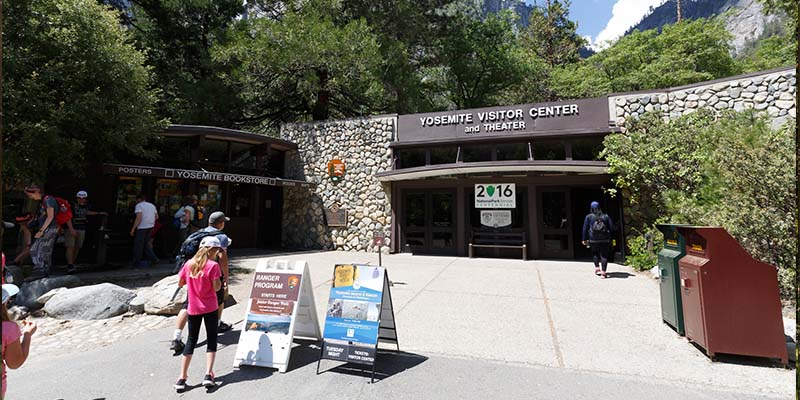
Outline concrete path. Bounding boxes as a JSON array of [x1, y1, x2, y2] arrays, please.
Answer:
[[7, 251, 794, 399]]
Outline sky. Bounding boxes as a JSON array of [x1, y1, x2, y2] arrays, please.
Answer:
[[527, 0, 669, 50]]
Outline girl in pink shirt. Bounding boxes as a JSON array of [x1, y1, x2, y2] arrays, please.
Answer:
[[3, 283, 37, 398], [174, 236, 222, 392]]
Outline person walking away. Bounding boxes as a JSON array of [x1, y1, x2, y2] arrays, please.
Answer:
[[64, 191, 108, 274], [130, 194, 160, 268], [174, 236, 223, 392], [581, 201, 614, 279], [3, 283, 37, 399], [24, 185, 59, 281], [170, 211, 233, 354]]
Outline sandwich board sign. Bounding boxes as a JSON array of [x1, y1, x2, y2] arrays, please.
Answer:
[[233, 259, 321, 372], [317, 264, 399, 383]]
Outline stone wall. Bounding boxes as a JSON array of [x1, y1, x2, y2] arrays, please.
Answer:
[[607, 67, 796, 237], [280, 116, 395, 252], [609, 67, 796, 131]]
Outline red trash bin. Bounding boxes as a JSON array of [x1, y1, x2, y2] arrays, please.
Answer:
[[676, 226, 787, 366]]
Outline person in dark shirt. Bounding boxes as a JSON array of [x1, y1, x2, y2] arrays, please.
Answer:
[[24, 185, 58, 281], [64, 191, 108, 274], [581, 201, 614, 279]]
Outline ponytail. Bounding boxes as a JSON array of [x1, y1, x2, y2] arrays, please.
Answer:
[[189, 247, 211, 278]]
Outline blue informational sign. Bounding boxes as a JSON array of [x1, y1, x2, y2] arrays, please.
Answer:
[[323, 265, 385, 348]]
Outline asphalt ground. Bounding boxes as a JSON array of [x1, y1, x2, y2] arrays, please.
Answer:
[[7, 251, 794, 399]]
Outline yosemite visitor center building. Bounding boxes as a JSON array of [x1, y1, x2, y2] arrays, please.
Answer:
[[36, 67, 792, 263]]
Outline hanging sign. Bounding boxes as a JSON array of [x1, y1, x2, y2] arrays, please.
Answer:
[[480, 210, 512, 227], [317, 264, 399, 383], [233, 259, 321, 373], [475, 183, 516, 208], [327, 159, 346, 182]]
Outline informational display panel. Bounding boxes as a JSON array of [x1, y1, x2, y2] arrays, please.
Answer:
[[233, 259, 321, 372], [320, 264, 398, 367], [480, 210, 512, 227], [475, 183, 516, 208]]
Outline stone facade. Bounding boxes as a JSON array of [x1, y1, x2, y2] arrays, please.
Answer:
[[609, 67, 796, 131], [608, 67, 796, 237], [280, 116, 396, 252]]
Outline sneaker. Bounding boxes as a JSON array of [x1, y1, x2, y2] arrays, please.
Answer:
[[202, 374, 216, 388], [174, 378, 187, 392], [66, 265, 77, 274], [170, 339, 185, 354], [600, 272, 607, 279], [218, 321, 232, 333], [594, 267, 601, 275]]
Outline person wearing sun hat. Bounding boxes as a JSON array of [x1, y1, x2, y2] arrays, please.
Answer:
[[64, 190, 108, 274], [2, 282, 37, 398], [174, 235, 223, 391]]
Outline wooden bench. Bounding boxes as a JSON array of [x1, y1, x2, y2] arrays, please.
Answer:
[[469, 231, 527, 260]]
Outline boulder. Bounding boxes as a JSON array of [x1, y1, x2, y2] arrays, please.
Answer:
[[144, 275, 187, 315], [129, 288, 154, 314], [8, 306, 30, 320], [36, 287, 68, 306], [15, 275, 82, 309], [44, 283, 136, 320]]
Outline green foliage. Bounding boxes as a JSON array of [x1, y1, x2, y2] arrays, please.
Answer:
[[551, 18, 740, 99], [625, 228, 663, 272], [126, 0, 244, 127], [433, 11, 545, 109], [737, 20, 797, 72], [604, 109, 797, 297], [3, 0, 164, 187], [213, 0, 384, 130], [523, 0, 586, 68]]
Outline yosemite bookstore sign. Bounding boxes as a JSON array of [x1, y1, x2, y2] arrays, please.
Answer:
[[397, 97, 610, 143]]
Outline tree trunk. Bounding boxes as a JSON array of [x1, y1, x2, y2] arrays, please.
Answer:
[[312, 68, 330, 121]]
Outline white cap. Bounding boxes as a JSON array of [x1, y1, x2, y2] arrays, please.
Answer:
[[2, 284, 19, 305], [199, 236, 222, 248], [76, 190, 88, 198]]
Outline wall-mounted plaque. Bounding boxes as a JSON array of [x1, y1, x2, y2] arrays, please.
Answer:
[[327, 159, 346, 182], [325, 203, 347, 227]]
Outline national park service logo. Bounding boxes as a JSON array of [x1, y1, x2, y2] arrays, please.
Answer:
[[327, 159, 345, 183]]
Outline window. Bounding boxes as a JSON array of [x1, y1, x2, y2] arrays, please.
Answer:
[[532, 141, 565, 160], [398, 148, 426, 168], [430, 147, 458, 165], [198, 182, 222, 216], [496, 143, 528, 161], [570, 137, 605, 160], [462, 145, 493, 162], [200, 139, 229, 165], [230, 142, 257, 172], [155, 179, 183, 215], [158, 137, 192, 167], [266, 148, 285, 177], [115, 177, 142, 216]]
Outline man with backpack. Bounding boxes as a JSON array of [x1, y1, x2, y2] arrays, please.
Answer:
[[581, 201, 614, 279], [24, 185, 65, 281], [170, 211, 233, 354], [64, 191, 108, 274], [173, 196, 196, 255]]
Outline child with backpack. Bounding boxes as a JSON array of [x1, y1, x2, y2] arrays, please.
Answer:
[[581, 201, 615, 279], [174, 236, 223, 392]]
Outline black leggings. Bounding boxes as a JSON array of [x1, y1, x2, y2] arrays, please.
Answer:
[[590, 242, 611, 272], [183, 310, 219, 356]]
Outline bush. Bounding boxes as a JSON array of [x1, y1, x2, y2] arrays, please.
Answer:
[[624, 227, 663, 272]]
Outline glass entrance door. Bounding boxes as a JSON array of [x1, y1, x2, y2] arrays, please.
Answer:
[[539, 189, 573, 258], [402, 190, 456, 255]]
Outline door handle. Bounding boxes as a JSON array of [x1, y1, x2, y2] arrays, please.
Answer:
[[680, 278, 690, 288]]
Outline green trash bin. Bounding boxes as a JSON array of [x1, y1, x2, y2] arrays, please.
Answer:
[[656, 224, 687, 335]]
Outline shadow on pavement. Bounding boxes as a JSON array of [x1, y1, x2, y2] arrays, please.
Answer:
[[687, 342, 794, 369], [317, 350, 429, 383], [605, 272, 634, 279], [211, 366, 275, 392]]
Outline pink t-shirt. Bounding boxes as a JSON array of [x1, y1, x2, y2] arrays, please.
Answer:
[[2, 320, 22, 396], [179, 260, 221, 315]]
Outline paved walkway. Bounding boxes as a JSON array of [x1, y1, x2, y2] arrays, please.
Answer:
[[7, 251, 794, 399]]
